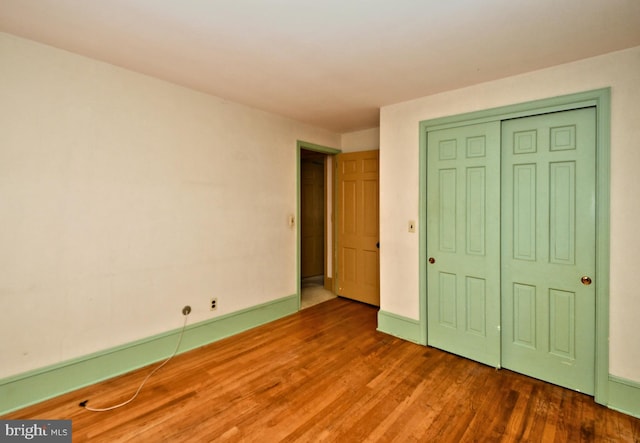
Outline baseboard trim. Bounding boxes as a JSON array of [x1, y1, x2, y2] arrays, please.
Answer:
[[0, 294, 298, 415], [377, 310, 425, 345], [607, 375, 640, 418]]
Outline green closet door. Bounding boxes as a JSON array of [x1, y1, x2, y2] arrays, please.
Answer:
[[501, 107, 596, 394], [427, 121, 501, 367]]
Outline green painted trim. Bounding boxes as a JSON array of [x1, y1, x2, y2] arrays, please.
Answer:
[[419, 92, 604, 132], [594, 90, 611, 405], [297, 140, 341, 155], [296, 140, 341, 304], [418, 88, 611, 404], [377, 310, 424, 345], [418, 125, 428, 346], [0, 294, 298, 415], [607, 376, 640, 418]]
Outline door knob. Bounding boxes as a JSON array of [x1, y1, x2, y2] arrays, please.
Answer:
[[581, 276, 592, 285], [428, 257, 435, 264]]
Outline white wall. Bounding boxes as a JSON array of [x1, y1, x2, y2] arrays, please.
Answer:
[[0, 33, 340, 379], [341, 127, 380, 152], [380, 46, 640, 382]]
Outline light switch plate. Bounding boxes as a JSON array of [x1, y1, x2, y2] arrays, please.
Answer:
[[408, 220, 416, 233]]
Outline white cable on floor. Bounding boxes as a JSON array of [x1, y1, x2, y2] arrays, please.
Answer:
[[79, 314, 188, 412]]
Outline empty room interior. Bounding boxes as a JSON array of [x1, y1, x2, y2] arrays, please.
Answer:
[[1, 0, 640, 440]]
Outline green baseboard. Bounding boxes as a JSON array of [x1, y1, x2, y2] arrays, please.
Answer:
[[377, 310, 425, 345], [607, 375, 640, 418], [0, 294, 298, 416], [376, 311, 640, 419]]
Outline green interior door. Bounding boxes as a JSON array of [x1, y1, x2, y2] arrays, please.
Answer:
[[426, 121, 501, 367], [501, 107, 596, 394]]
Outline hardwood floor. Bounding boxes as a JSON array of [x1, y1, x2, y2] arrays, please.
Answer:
[[3, 298, 639, 442]]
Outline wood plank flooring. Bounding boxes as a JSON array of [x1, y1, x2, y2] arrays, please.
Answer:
[[3, 297, 639, 442]]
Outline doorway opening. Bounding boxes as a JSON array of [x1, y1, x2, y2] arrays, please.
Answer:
[[297, 141, 341, 309]]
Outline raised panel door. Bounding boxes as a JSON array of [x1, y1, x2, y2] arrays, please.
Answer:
[[336, 151, 380, 306], [501, 107, 596, 394], [426, 122, 501, 367]]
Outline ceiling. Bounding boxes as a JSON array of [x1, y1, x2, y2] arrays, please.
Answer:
[[1, 1, 639, 133]]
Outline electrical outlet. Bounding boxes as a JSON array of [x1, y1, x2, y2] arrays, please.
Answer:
[[182, 305, 191, 316], [210, 298, 218, 311]]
